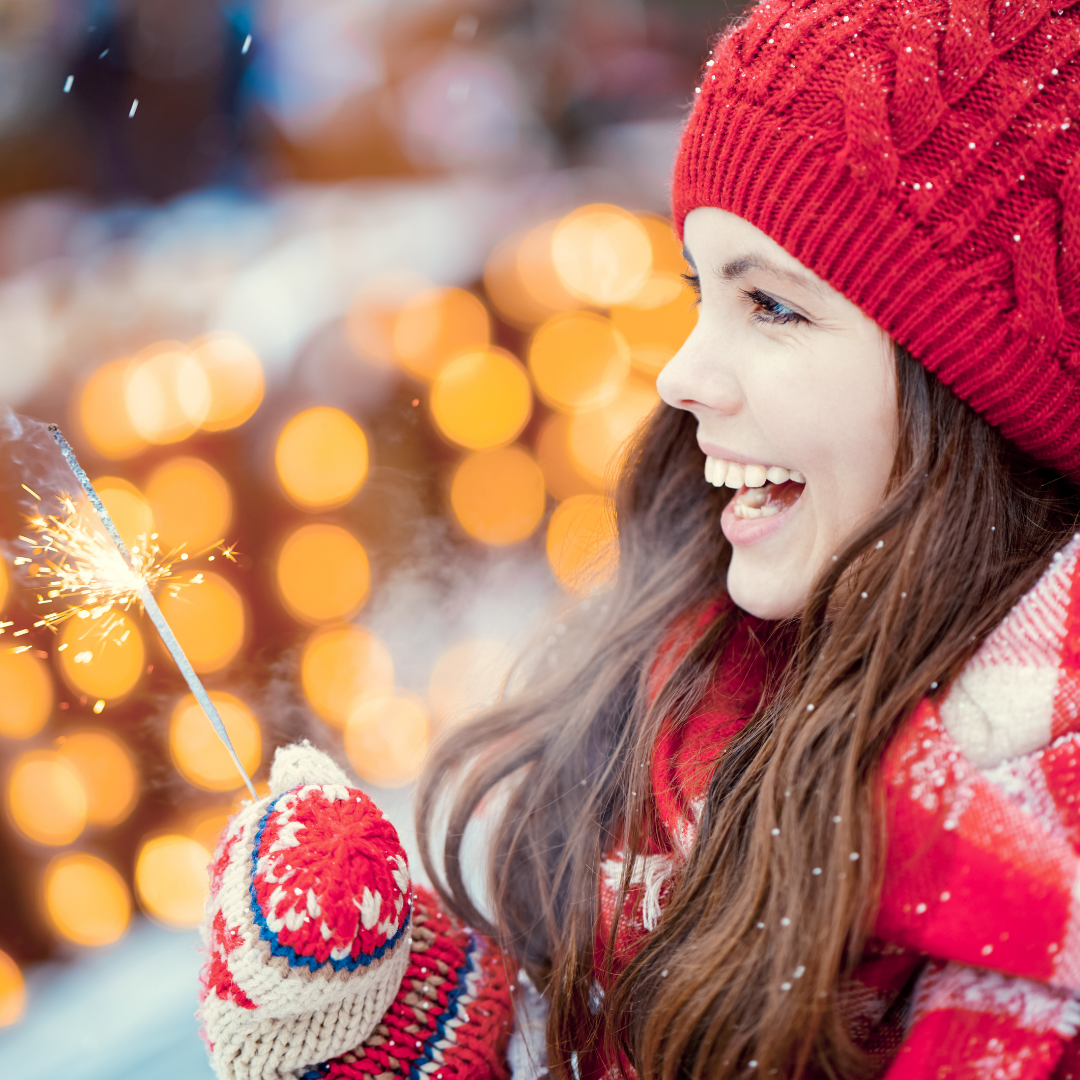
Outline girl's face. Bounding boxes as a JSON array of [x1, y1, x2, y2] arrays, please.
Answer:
[[657, 208, 897, 621]]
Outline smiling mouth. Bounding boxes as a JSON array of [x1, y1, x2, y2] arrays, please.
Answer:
[[704, 456, 807, 520]]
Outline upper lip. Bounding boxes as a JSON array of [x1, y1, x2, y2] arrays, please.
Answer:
[[696, 441, 783, 469]]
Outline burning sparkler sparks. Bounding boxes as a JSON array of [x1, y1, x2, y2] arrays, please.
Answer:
[[15, 426, 259, 798]]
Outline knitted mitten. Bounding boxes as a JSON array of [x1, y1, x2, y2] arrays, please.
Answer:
[[198, 742, 513, 1080]]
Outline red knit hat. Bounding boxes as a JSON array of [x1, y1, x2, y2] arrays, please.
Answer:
[[672, 0, 1080, 479]]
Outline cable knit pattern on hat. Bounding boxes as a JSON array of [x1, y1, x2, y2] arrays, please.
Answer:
[[199, 743, 414, 1080], [672, 0, 1080, 479]]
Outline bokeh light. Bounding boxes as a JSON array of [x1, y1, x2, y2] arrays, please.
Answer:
[[87, 477, 154, 552], [429, 638, 512, 726], [345, 270, 431, 367], [535, 413, 602, 502], [552, 204, 653, 307], [135, 834, 211, 929], [191, 333, 265, 431], [58, 613, 145, 702], [528, 312, 631, 413], [568, 376, 660, 487], [0, 648, 53, 740], [44, 853, 131, 947], [611, 273, 698, 376], [483, 224, 581, 328], [170, 691, 261, 792], [344, 692, 430, 788], [450, 447, 546, 546], [187, 807, 231, 855], [0, 554, 8, 613], [125, 343, 212, 444], [6, 751, 87, 845], [275, 407, 369, 511], [301, 623, 394, 729], [392, 286, 490, 381], [75, 359, 148, 460], [56, 730, 139, 828], [157, 572, 245, 674], [277, 524, 371, 624], [430, 348, 532, 450], [546, 494, 618, 597], [637, 214, 689, 276], [145, 457, 233, 553], [0, 950, 25, 1027]]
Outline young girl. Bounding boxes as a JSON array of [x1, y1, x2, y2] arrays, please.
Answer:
[[200, 1, 1080, 1077]]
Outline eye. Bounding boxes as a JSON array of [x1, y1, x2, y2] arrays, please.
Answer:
[[741, 288, 807, 326], [681, 272, 701, 306]]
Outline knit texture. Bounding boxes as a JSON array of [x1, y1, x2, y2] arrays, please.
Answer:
[[298, 886, 513, 1080], [594, 535, 1080, 1077], [199, 743, 413, 1080], [672, 0, 1080, 479]]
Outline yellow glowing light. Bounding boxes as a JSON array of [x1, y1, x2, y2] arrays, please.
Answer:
[[547, 494, 618, 597], [44, 852, 131, 947], [0, 950, 25, 1027], [0, 649, 53, 740], [276, 407, 369, 511], [157, 571, 245, 674], [6, 751, 87, 846], [430, 348, 532, 450], [170, 691, 261, 792], [483, 225, 581, 328], [277, 524, 370, 624], [393, 287, 490, 381], [58, 612, 145, 701], [345, 270, 432, 368], [611, 273, 699, 375], [187, 807, 231, 855], [125, 343, 211, 444], [0, 555, 8, 613], [345, 692, 430, 788], [535, 413, 602, 502], [528, 312, 631, 413], [429, 638, 512, 726], [191, 333, 265, 431], [56, 729, 139, 828], [145, 457, 233, 553], [637, 214, 689, 276], [569, 376, 660, 487], [552, 204, 653, 307], [301, 623, 394, 729], [75, 359, 148, 460], [450, 447, 546, 546], [87, 477, 154, 553], [135, 834, 211, 929]]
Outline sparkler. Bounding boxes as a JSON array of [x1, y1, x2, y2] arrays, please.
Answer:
[[44, 425, 258, 799]]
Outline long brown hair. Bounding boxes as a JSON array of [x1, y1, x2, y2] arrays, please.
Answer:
[[416, 344, 1080, 1078]]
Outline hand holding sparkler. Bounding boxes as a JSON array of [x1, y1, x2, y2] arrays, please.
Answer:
[[45, 425, 258, 798]]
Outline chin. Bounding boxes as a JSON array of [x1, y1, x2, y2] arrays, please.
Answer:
[[726, 559, 807, 622]]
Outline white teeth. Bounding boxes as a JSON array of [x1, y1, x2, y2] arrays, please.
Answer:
[[743, 464, 767, 488], [733, 503, 781, 519], [703, 456, 805, 490]]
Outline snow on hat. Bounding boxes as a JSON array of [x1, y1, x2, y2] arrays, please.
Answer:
[[673, 0, 1080, 480], [199, 742, 413, 1080]]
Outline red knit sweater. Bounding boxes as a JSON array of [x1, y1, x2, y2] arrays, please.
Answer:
[[593, 535, 1080, 1078]]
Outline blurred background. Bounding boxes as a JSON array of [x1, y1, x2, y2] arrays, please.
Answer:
[[0, 0, 743, 1075]]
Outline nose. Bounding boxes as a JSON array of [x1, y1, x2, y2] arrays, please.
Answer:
[[656, 327, 743, 417]]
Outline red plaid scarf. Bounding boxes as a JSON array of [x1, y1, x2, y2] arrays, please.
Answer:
[[596, 537, 1080, 1079]]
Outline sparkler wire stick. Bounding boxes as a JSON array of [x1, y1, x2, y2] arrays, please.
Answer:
[[48, 424, 259, 799]]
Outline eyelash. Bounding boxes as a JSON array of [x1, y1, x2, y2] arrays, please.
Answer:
[[680, 273, 808, 326]]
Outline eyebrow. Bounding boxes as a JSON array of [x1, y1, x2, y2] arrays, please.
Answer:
[[683, 248, 827, 298]]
